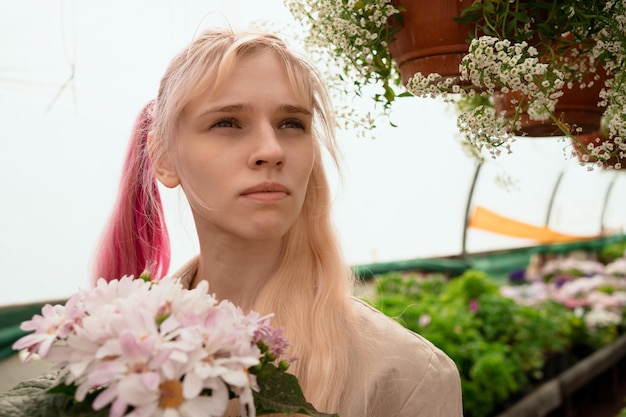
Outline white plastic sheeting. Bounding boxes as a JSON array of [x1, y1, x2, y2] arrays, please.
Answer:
[[2, 0, 625, 306]]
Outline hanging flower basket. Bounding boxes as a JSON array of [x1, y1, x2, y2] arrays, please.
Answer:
[[571, 130, 626, 170], [492, 36, 609, 138], [494, 69, 608, 137], [388, 0, 475, 86]]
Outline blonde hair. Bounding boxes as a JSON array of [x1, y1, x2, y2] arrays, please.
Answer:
[[149, 28, 369, 415]]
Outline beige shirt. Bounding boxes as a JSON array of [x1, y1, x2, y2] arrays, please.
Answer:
[[174, 257, 464, 417], [349, 298, 464, 416]]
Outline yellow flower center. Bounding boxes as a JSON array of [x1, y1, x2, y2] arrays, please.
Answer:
[[159, 380, 184, 409]]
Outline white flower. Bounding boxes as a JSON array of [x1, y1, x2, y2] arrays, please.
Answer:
[[585, 307, 622, 329], [12, 275, 290, 417], [606, 258, 626, 276]]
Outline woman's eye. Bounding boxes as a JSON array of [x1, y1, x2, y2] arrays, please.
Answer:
[[211, 118, 239, 129], [280, 119, 306, 130]]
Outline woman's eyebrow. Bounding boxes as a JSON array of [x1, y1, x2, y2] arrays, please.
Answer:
[[280, 104, 312, 115], [193, 103, 311, 120], [199, 103, 249, 116]]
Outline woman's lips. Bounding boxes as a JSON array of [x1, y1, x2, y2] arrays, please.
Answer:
[[241, 182, 289, 201]]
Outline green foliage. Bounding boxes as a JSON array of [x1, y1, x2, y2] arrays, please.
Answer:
[[464, 343, 524, 417], [599, 239, 626, 264], [285, 0, 406, 119], [46, 383, 109, 417], [456, 0, 605, 53], [60, 400, 110, 417], [368, 269, 582, 417], [455, 93, 495, 115], [254, 363, 339, 417], [441, 269, 499, 302]]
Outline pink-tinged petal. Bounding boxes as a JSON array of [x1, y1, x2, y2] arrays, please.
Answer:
[[19, 315, 45, 332], [109, 397, 131, 417], [12, 332, 48, 352], [117, 374, 159, 406], [167, 350, 189, 364], [95, 343, 122, 361], [159, 316, 180, 335], [119, 331, 147, 357], [182, 373, 203, 399], [92, 385, 119, 410], [35, 335, 56, 357], [159, 360, 177, 381], [75, 381, 94, 402], [87, 362, 123, 387], [141, 372, 161, 391]]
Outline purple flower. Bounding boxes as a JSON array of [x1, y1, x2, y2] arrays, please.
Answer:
[[508, 269, 527, 283]]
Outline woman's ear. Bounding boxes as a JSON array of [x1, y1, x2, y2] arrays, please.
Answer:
[[148, 131, 181, 189]]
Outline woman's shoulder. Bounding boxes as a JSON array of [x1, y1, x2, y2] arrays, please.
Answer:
[[350, 297, 444, 354], [349, 297, 464, 416], [350, 296, 459, 372]]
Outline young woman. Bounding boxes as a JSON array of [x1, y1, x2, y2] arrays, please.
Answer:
[[11, 28, 463, 416]]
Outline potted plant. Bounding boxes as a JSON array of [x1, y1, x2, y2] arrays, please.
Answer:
[[284, 0, 407, 134], [367, 251, 626, 417], [415, 0, 626, 165], [571, 110, 626, 170], [367, 269, 583, 417], [286, 1, 626, 168], [284, 0, 476, 132]]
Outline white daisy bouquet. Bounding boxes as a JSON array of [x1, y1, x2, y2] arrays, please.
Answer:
[[11, 273, 336, 417]]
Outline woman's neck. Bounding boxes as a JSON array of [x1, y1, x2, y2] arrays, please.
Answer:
[[191, 236, 282, 311]]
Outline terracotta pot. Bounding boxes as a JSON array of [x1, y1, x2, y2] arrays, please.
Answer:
[[571, 130, 625, 169], [388, 0, 475, 86], [494, 70, 608, 137], [493, 35, 608, 137]]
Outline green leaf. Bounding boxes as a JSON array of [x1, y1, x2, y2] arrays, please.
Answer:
[[46, 382, 77, 397], [253, 363, 339, 417], [59, 401, 110, 417], [46, 382, 111, 417]]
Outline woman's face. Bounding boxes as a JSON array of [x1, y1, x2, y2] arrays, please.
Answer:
[[170, 50, 315, 243]]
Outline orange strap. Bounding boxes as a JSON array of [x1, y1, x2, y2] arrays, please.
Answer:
[[468, 206, 598, 244]]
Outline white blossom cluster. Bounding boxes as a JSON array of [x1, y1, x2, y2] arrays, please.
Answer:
[[285, 0, 626, 168], [456, 101, 515, 160], [460, 37, 562, 97], [13, 276, 289, 417], [501, 254, 626, 331], [284, 0, 403, 136], [576, 0, 626, 170], [284, 0, 399, 85], [583, 307, 622, 329], [407, 36, 571, 161]]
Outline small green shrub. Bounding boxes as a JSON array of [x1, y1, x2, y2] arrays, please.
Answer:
[[367, 269, 580, 417], [599, 239, 626, 264]]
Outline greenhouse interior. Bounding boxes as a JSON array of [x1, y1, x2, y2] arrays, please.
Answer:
[[4, 1, 626, 416]]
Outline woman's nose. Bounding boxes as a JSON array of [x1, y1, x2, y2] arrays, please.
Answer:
[[249, 126, 286, 168]]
